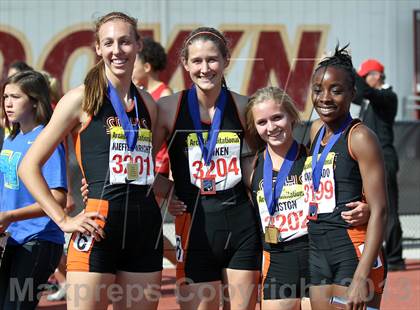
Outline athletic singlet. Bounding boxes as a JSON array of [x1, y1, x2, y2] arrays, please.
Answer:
[[75, 84, 154, 201], [303, 120, 363, 232], [251, 144, 308, 250], [167, 89, 245, 203]]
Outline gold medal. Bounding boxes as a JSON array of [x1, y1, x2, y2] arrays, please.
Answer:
[[264, 225, 278, 244], [126, 162, 139, 181]]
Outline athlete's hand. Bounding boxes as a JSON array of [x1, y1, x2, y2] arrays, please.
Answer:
[[168, 195, 186, 216], [346, 277, 369, 310], [58, 211, 106, 241], [80, 178, 89, 205], [342, 201, 370, 226]]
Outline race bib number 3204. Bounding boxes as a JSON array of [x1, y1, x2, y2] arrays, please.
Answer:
[[187, 132, 242, 191]]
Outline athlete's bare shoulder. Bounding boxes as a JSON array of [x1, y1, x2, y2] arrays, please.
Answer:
[[55, 84, 85, 120]]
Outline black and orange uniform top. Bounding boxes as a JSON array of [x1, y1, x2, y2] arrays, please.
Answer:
[[68, 83, 163, 274], [305, 119, 386, 293], [251, 144, 310, 299], [168, 89, 261, 283]]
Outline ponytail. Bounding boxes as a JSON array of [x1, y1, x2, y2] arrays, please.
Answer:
[[83, 59, 107, 116]]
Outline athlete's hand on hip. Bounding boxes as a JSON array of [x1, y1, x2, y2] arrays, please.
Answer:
[[59, 211, 106, 241], [80, 178, 89, 205], [342, 201, 370, 226], [168, 195, 186, 216]]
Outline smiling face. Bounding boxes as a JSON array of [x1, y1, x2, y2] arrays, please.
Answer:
[[182, 39, 228, 93], [95, 19, 140, 80], [311, 66, 355, 126], [3, 83, 35, 126], [252, 99, 294, 150]]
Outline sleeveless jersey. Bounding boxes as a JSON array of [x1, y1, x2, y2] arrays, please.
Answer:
[[168, 89, 245, 203], [75, 84, 154, 201], [251, 144, 308, 250], [303, 120, 363, 232]]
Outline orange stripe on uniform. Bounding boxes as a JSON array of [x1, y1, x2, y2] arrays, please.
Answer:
[[67, 199, 109, 272], [175, 213, 192, 283], [347, 225, 386, 294]]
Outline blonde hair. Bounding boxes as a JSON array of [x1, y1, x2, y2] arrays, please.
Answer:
[[245, 86, 300, 150], [1, 71, 52, 139], [83, 12, 140, 116], [40, 70, 62, 104]]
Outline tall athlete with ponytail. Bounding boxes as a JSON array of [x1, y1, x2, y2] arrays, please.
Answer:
[[19, 12, 162, 310]]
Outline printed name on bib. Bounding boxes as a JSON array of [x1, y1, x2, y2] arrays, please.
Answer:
[[257, 177, 307, 242], [109, 126, 154, 185], [187, 132, 241, 191], [302, 152, 336, 213]]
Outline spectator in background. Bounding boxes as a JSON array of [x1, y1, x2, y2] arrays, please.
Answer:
[[0, 70, 67, 309], [355, 59, 405, 271], [132, 37, 172, 100], [7, 61, 33, 78]]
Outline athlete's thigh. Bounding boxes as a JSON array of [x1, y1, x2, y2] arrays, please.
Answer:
[[222, 268, 259, 310], [177, 281, 221, 310], [113, 270, 162, 310], [262, 298, 301, 310], [66, 271, 115, 310], [309, 284, 333, 310]]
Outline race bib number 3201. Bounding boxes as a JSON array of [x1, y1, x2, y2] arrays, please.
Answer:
[[187, 132, 242, 191], [109, 126, 154, 185]]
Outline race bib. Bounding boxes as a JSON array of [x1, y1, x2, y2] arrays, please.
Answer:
[[73, 232, 94, 252], [109, 126, 154, 185], [302, 152, 336, 214], [187, 132, 241, 191], [257, 177, 307, 242]]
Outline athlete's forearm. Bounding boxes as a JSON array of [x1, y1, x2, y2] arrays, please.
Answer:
[[353, 204, 386, 280]]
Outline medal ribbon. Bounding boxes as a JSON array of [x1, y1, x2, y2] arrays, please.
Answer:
[[263, 140, 298, 216], [187, 85, 228, 165], [311, 114, 352, 191], [107, 81, 139, 152]]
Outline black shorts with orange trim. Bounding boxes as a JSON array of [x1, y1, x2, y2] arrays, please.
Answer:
[[67, 193, 163, 274], [175, 185, 262, 283], [262, 235, 310, 300], [309, 227, 386, 294]]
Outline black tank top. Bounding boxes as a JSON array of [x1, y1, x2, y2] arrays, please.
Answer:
[[167, 89, 246, 204], [78, 84, 152, 201], [308, 120, 363, 232], [251, 144, 308, 251]]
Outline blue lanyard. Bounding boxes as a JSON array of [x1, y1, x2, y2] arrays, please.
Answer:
[[187, 85, 228, 165], [263, 140, 298, 216], [311, 114, 352, 191], [107, 81, 139, 152]]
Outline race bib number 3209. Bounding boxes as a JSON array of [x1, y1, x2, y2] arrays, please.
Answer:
[[187, 132, 242, 191]]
